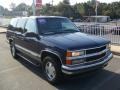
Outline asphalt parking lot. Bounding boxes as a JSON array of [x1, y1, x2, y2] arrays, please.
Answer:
[[0, 33, 120, 90]]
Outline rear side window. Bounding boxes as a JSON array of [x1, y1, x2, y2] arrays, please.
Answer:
[[16, 18, 28, 33], [24, 18, 37, 33], [8, 18, 18, 30]]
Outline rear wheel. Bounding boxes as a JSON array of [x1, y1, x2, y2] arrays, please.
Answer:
[[43, 56, 62, 84], [10, 42, 18, 58]]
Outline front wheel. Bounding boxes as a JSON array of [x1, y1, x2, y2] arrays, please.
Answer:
[[43, 56, 62, 84]]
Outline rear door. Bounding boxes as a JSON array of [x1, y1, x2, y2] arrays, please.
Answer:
[[15, 18, 28, 52], [7, 18, 18, 40]]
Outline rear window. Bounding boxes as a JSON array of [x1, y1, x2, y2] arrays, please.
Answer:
[[16, 18, 28, 33], [8, 18, 19, 30], [10, 18, 18, 27]]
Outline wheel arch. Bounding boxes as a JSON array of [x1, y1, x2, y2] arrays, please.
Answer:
[[40, 50, 62, 65]]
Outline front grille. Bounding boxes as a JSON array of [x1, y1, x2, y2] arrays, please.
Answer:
[[86, 46, 106, 54], [85, 53, 106, 62]]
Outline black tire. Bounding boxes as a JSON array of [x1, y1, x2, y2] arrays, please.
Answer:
[[42, 56, 62, 84], [10, 42, 18, 59]]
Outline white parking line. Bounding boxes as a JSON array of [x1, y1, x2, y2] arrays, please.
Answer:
[[0, 66, 23, 75]]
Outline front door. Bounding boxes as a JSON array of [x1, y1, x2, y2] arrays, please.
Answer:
[[23, 18, 40, 61]]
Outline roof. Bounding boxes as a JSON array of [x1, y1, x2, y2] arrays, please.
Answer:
[[29, 16, 67, 19], [11, 16, 67, 20]]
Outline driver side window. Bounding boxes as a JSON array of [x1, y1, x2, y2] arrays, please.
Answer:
[[25, 18, 37, 33]]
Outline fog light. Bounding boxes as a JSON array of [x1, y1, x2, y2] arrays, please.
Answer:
[[72, 59, 84, 65]]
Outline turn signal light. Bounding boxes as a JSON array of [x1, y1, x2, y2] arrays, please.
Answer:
[[66, 60, 72, 65]]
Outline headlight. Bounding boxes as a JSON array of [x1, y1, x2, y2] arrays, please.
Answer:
[[66, 51, 85, 65], [66, 51, 85, 57], [106, 44, 111, 49]]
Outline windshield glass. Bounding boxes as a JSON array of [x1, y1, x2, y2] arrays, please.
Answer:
[[36, 18, 79, 35]]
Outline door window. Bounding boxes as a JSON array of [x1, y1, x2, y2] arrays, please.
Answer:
[[24, 19, 37, 33]]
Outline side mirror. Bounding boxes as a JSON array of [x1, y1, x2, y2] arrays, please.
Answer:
[[25, 32, 40, 40]]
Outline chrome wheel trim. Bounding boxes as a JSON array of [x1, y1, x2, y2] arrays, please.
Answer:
[[11, 46, 15, 56], [45, 61, 56, 81]]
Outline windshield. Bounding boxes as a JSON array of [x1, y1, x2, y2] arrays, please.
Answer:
[[36, 18, 79, 35]]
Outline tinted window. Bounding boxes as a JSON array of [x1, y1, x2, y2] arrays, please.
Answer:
[[36, 18, 79, 35], [10, 18, 18, 27], [16, 18, 27, 33], [8, 18, 18, 30], [25, 18, 37, 33]]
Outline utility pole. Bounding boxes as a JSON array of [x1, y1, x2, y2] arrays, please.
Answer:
[[32, 0, 36, 16], [95, 0, 99, 22], [51, 0, 54, 15], [52, 0, 54, 6], [95, 3, 98, 16]]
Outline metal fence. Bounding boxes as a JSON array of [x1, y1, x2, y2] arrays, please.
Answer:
[[75, 23, 120, 45]]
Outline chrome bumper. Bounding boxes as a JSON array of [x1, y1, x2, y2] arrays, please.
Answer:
[[62, 53, 113, 75]]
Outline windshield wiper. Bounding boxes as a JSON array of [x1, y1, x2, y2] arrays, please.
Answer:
[[41, 29, 79, 35], [41, 31, 65, 35], [63, 29, 79, 33], [41, 32, 56, 35]]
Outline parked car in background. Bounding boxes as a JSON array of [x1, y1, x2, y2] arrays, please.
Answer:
[[6, 16, 113, 84], [73, 19, 82, 22], [111, 26, 120, 35]]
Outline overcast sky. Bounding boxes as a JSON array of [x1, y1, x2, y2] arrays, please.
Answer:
[[0, 0, 120, 9]]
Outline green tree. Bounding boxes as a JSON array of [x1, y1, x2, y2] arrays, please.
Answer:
[[56, 0, 74, 18], [13, 3, 29, 11], [40, 4, 53, 15], [0, 6, 4, 15], [63, 0, 70, 4], [39, 0, 120, 19]]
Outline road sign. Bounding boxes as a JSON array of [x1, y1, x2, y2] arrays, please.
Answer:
[[35, 0, 42, 8]]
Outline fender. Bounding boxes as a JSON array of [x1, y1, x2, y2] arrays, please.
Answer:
[[40, 49, 63, 64]]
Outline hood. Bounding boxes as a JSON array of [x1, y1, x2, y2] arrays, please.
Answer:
[[42, 32, 109, 50]]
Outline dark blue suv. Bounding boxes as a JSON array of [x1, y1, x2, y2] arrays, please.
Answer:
[[6, 16, 113, 84]]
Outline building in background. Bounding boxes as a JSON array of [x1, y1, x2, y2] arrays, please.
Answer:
[[84, 16, 111, 23], [11, 11, 28, 17]]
